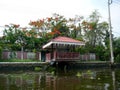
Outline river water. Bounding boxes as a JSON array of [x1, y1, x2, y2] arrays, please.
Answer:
[[0, 68, 119, 90]]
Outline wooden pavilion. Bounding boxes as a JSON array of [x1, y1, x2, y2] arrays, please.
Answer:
[[42, 36, 85, 62]]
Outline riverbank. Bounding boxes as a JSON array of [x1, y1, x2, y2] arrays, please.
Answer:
[[70, 62, 118, 69], [0, 62, 49, 72], [0, 61, 119, 72]]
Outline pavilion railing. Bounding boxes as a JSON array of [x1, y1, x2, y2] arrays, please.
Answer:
[[56, 52, 80, 60], [46, 52, 96, 61]]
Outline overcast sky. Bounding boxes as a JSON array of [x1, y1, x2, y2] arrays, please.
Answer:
[[0, 0, 120, 37]]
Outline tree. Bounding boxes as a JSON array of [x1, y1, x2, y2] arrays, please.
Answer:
[[46, 13, 69, 38], [113, 37, 120, 62], [29, 18, 52, 49], [3, 24, 23, 50], [79, 10, 110, 61], [68, 15, 83, 40], [81, 10, 109, 47]]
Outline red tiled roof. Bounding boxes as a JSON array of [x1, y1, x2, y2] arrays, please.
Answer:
[[42, 36, 85, 49], [51, 36, 82, 43]]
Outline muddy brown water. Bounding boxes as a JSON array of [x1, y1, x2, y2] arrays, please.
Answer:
[[0, 68, 119, 90]]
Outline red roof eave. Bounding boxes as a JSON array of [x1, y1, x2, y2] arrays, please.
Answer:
[[42, 36, 85, 49]]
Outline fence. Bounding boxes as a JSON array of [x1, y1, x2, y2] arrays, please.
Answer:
[[2, 51, 41, 60]]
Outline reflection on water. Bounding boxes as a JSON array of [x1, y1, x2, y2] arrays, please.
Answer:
[[0, 68, 120, 90]]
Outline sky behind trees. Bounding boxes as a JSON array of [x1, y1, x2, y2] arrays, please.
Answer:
[[0, 0, 120, 37]]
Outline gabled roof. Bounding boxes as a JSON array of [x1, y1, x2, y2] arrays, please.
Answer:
[[51, 36, 82, 43], [42, 36, 85, 49]]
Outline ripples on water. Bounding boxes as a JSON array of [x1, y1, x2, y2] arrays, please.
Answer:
[[0, 68, 120, 90]]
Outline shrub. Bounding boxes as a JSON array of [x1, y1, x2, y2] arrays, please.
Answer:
[[34, 67, 42, 71], [0, 46, 3, 59], [115, 54, 120, 63]]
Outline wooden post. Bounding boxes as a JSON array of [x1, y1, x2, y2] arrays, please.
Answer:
[[21, 46, 23, 60], [51, 44, 53, 61]]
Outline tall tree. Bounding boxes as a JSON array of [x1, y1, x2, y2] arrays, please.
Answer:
[[46, 13, 69, 38], [81, 10, 109, 47], [68, 15, 83, 40], [3, 24, 25, 50]]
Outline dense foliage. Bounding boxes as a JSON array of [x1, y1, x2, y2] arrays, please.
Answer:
[[0, 10, 120, 62]]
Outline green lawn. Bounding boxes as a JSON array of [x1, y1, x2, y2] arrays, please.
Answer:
[[0, 59, 41, 62]]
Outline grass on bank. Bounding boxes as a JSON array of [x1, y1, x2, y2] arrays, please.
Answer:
[[0, 59, 41, 62], [78, 60, 110, 63], [0, 58, 111, 63], [0, 59, 109, 63]]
